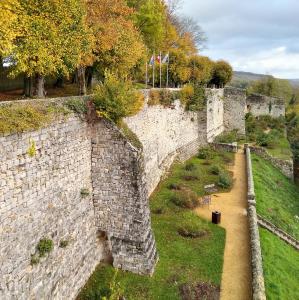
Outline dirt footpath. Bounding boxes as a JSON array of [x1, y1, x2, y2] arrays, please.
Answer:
[[196, 150, 252, 300]]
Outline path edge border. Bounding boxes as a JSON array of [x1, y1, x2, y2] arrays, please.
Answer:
[[245, 144, 267, 300]]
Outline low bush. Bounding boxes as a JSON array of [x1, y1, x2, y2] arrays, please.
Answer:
[[37, 238, 54, 257], [148, 90, 161, 106], [180, 84, 206, 111], [215, 129, 241, 143], [217, 172, 233, 189], [198, 147, 215, 160], [93, 72, 144, 123], [185, 162, 196, 171], [170, 190, 200, 209], [210, 165, 221, 175], [65, 99, 87, 114]]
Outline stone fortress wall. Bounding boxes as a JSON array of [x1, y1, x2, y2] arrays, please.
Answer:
[[246, 93, 285, 118], [0, 87, 285, 299]]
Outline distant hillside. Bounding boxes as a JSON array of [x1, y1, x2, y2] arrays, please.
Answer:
[[231, 71, 299, 88]]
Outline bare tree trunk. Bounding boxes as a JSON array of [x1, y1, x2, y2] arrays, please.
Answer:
[[24, 76, 34, 97], [35, 74, 45, 98], [77, 66, 86, 95]]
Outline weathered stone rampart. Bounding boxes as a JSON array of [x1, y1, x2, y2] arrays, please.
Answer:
[[0, 86, 284, 299], [246, 93, 285, 117]]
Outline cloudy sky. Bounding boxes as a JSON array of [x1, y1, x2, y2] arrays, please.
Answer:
[[181, 0, 299, 79]]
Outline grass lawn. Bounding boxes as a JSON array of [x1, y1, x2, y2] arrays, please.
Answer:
[[259, 228, 299, 300], [78, 148, 234, 300], [246, 114, 292, 160], [252, 154, 299, 239], [266, 136, 293, 160]]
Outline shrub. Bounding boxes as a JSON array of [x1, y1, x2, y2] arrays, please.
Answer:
[[256, 133, 275, 148], [170, 190, 200, 209], [185, 162, 196, 171], [198, 147, 215, 160], [215, 129, 240, 143], [159, 90, 173, 106], [65, 99, 87, 114], [180, 84, 194, 106], [37, 238, 54, 257], [217, 172, 233, 189], [210, 165, 221, 175], [93, 71, 144, 123], [27, 139, 36, 157], [148, 90, 161, 106]]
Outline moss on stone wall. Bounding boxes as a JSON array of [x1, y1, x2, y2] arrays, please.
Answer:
[[0, 102, 70, 135]]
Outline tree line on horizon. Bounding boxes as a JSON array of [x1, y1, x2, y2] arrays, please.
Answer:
[[0, 0, 233, 98]]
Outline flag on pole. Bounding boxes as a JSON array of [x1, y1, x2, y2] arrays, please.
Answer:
[[162, 53, 169, 64], [157, 54, 161, 64], [149, 55, 155, 66]]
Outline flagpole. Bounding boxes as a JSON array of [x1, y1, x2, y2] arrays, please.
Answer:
[[145, 61, 148, 89], [152, 52, 155, 88], [159, 51, 162, 88], [166, 53, 169, 88]]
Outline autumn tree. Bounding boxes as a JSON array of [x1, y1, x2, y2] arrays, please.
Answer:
[[7, 0, 92, 98], [129, 0, 166, 51], [188, 55, 213, 85], [210, 60, 233, 87], [0, 0, 19, 57], [84, 0, 145, 90]]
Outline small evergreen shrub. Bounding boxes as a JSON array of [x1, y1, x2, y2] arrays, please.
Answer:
[[217, 172, 233, 189], [181, 171, 199, 181], [159, 90, 173, 106], [93, 71, 144, 122], [37, 238, 54, 257]]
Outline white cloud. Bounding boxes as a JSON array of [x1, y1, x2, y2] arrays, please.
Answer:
[[231, 47, 299, 78], [181, 0, 299, 78]]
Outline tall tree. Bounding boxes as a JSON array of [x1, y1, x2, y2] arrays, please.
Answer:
[[9, 0, 92, 97], [0, 0, 19, 57], [86, 0, 145, 82]]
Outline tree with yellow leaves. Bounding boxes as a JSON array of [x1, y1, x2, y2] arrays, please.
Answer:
[[5, 0, 92, 98], [84, 0, 145, 85], [0, 0, 19, 57]]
